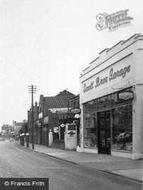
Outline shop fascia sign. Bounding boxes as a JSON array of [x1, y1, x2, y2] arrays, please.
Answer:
[[49, 107, 69, 113], [83, 64, 131, 93]]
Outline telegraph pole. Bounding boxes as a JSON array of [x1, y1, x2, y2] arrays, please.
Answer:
[[28, 85, 37, 149]]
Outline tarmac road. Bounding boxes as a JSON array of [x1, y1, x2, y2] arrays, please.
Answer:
[[0, 141, 142, 190]]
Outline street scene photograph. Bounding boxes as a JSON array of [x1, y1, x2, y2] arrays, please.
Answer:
[[0, 0, 143, 189]]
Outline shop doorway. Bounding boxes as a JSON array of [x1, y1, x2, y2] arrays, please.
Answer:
[[98, 111, 111, 154]]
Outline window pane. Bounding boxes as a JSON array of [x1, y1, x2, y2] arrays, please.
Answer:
[[83, 101, 97, 148], [112, 104, 132, 152]]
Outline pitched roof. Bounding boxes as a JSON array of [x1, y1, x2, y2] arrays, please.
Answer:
[[42, 90, 75, 109]]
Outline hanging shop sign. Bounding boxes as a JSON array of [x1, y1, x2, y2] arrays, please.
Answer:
[[117, 90, 134, 101], [71, 108, 81, 114], [60, 124, 65, 128], [83, 65, 131, 93]]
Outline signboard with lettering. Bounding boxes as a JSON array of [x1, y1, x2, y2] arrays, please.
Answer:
[[118, 91, 134, 101], [68, 131, 76, 137], [83, 65, 131, 93], [81, 56, 134, 103]]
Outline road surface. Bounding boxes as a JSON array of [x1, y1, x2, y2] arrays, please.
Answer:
[[0, 141, 141, 190]]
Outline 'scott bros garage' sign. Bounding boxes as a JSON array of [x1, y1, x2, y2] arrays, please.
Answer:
[[83, 64, 131, 93]]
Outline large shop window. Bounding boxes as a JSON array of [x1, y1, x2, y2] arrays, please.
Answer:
[[112, 104, 132, 152], [83, 101, 97, 148]]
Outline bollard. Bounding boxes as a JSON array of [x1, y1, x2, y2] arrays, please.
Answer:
[[26, 133, 30, 147], [49, 129, 53, 146]]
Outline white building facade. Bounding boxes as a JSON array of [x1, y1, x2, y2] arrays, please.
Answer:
[[79, 34, 143, 159]]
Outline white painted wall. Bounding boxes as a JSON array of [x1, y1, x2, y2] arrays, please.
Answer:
[[80, 35, 143, 104], [79, 34, 143, 159]]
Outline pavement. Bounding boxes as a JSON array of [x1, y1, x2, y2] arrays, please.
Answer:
[[22, 142, 143, 183]]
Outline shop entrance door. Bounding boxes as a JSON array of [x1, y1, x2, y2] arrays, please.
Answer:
[[98, 111, 111, 154]]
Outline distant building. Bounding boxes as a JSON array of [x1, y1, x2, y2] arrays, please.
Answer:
[[28, 90, 76, 146], [1, 124, 13, 137], [13, 120, 27, 138], [39, 90, 76, 144], [69, 94, 80, 114]]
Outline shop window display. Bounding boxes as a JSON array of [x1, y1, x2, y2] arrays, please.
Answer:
[[83, 102, 97, 148], [112, 104, 132, 152]]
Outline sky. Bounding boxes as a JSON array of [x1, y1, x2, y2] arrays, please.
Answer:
[[0, 0, 143, 127]]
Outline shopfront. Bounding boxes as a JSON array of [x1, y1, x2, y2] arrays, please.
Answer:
[[80, 34, 143, 159], [83, 88, 133, 155]]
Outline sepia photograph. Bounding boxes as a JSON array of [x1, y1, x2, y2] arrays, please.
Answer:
[[0, 0, 142, 189]]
